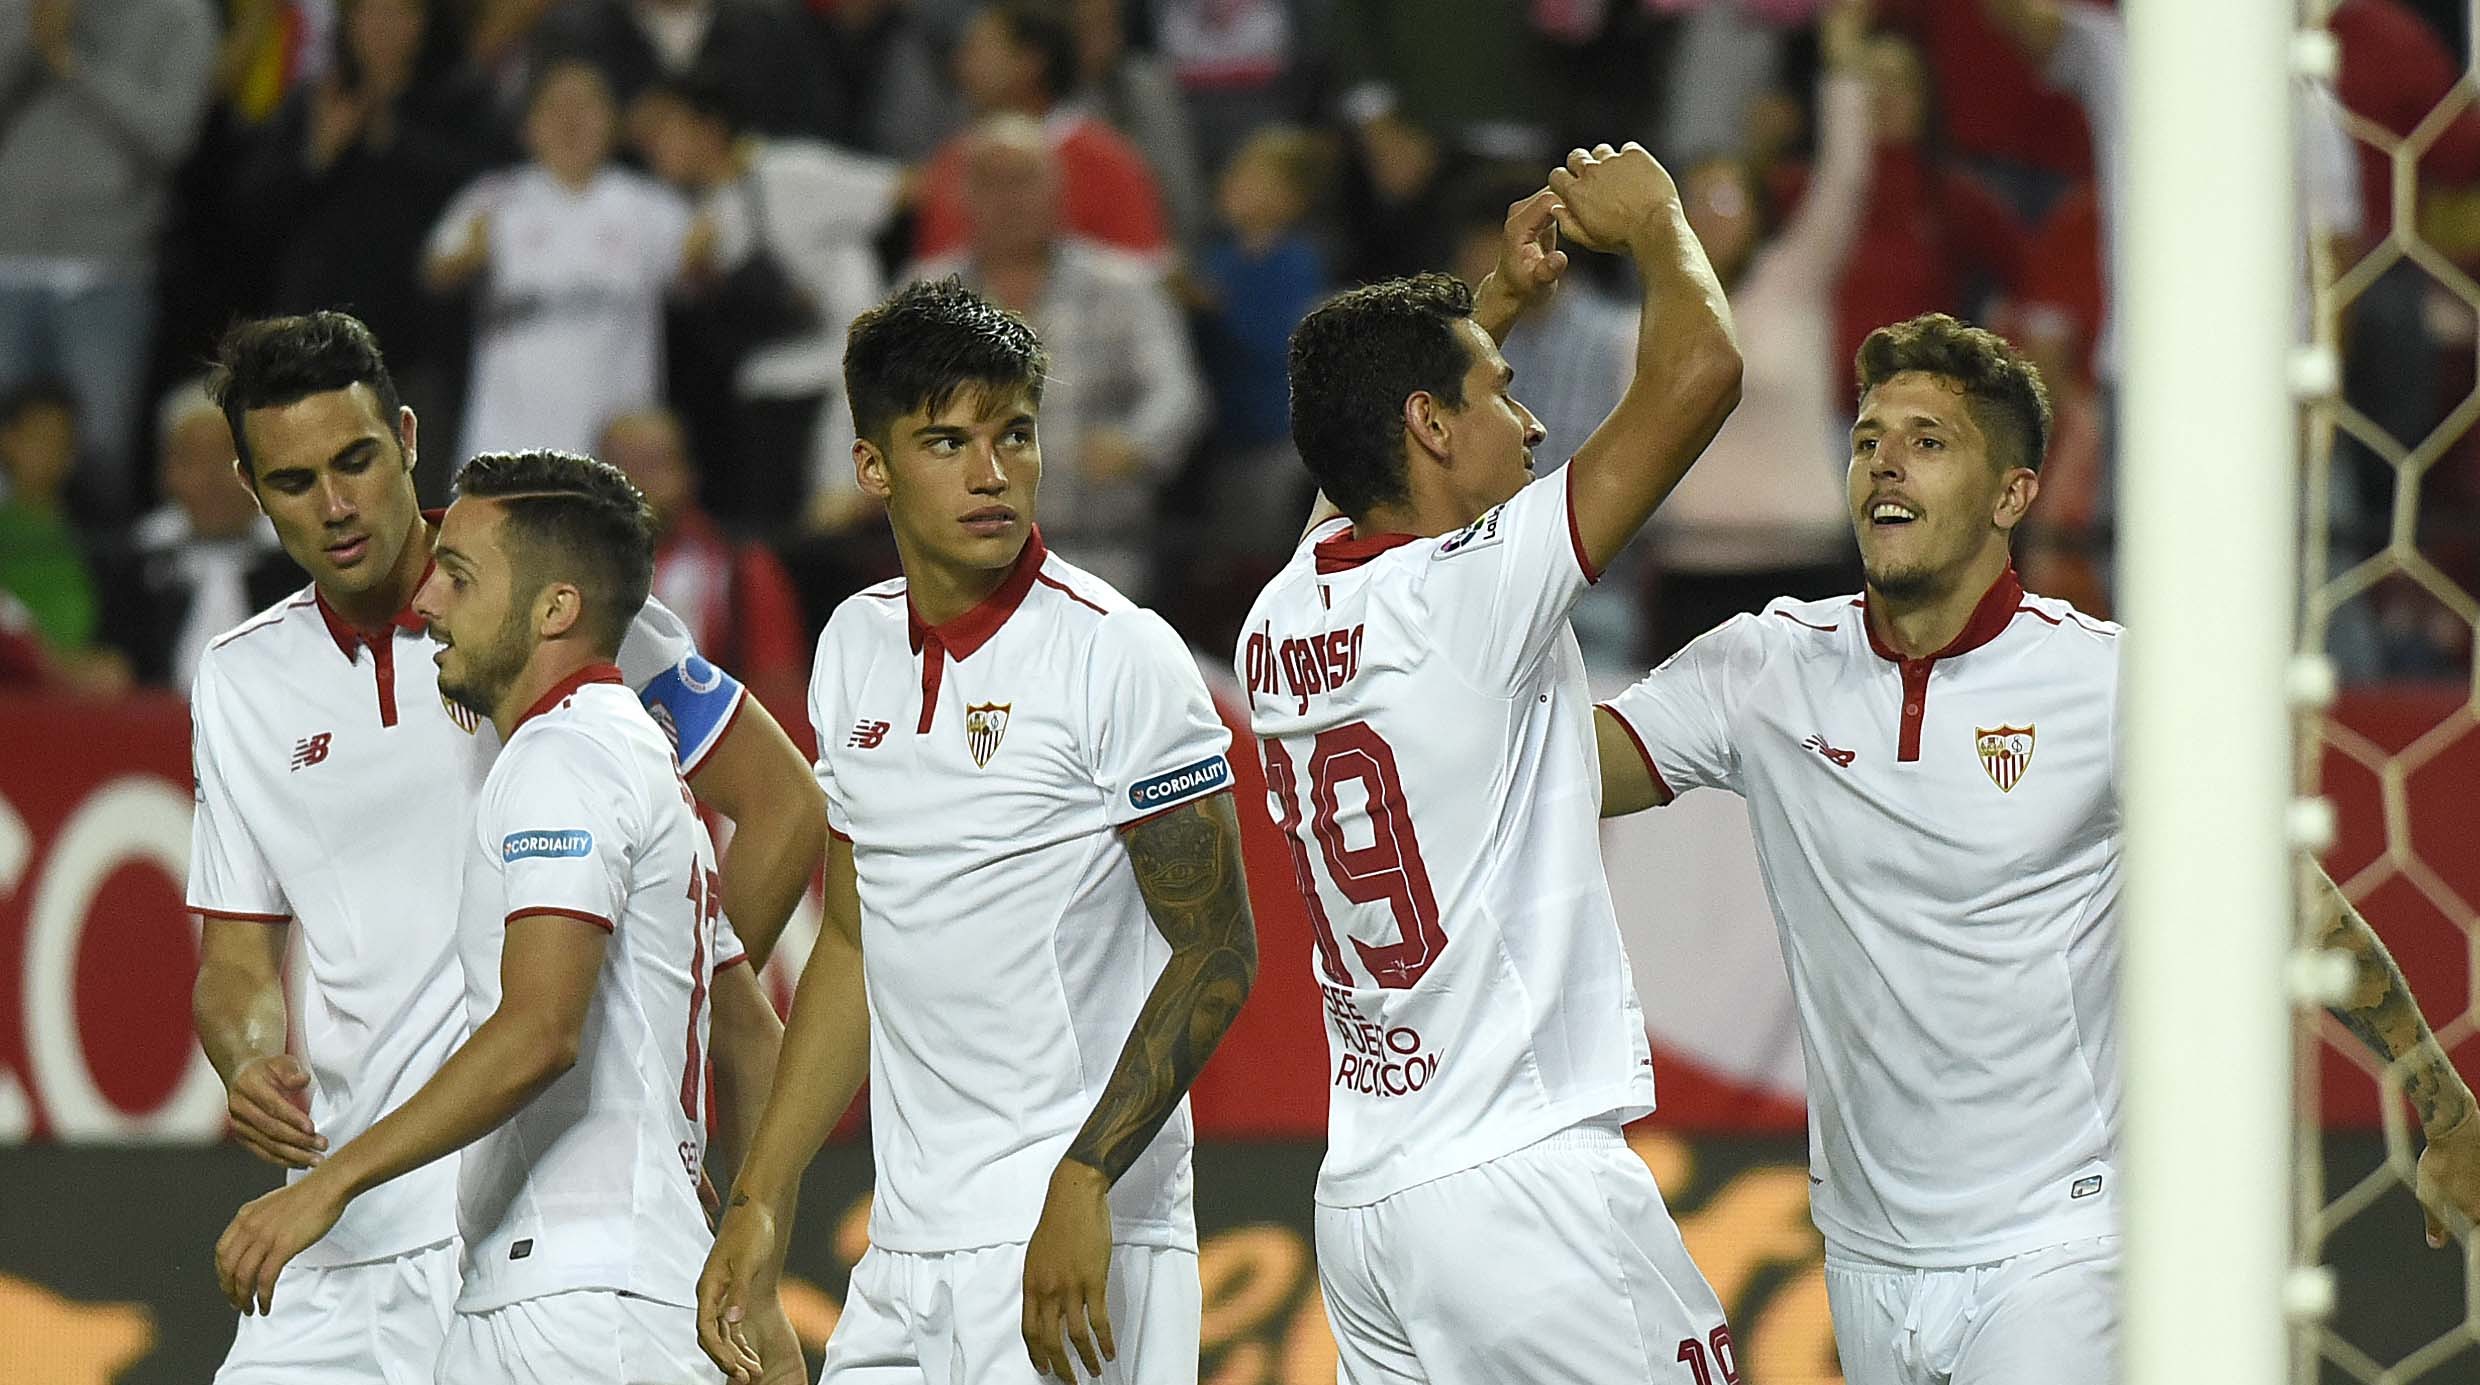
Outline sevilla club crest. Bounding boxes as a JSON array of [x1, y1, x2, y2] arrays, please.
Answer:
[[1975, 725, 2035, 793], [441, 693, 482, 735], [965, 702, 1012, 768]]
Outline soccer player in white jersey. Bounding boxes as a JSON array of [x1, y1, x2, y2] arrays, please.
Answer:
[[695, 279, 1258, 1385], [185, 313, 822, 1382], [1234, 144, 1742, 1384], [213, 450, 740, 1381], [1597, 312, 2480, 1385]]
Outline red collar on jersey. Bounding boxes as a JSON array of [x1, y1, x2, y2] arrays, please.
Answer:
[[1858, 566, 2026, 664], [907, 526, 1049, 659], [511, 662, 626, 734], [1313, 527, 1422, 574], [314, 509, 445, 660]]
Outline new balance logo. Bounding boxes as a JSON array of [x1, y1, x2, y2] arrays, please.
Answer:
[[1802, 734, 1856, 768], [847, 719, 891, 750], [289, 733, 333, 771]]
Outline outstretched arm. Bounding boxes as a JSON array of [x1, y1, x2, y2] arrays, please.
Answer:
[[688, 699, 830, 967], [2312, 868, 2480, 1245], [1022, 793, 1258, 1381]]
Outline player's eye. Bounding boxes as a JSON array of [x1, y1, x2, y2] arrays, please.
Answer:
[[1004, 428, 1033, 447], [925, 437, 960, 457], [1855, 437, 1877, 454], [1917, 436, 1943, 451]]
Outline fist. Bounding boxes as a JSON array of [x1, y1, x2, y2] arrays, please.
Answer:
[[1546, 143, 1680, 256]]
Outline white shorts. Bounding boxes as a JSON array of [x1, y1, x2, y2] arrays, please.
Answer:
[[1314, 1122, 1733, 1385], [1824, 1236, 2121, 1385], [434, 1289, 722, 1385], [820, 1241, 1200, 1385], [214, 1239, 458, 1385]]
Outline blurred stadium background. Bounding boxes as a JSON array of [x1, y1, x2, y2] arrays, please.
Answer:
[[1, 0, 2476, 1381]]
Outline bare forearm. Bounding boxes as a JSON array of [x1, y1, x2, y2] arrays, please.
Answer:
[[2316, 871, 2476, 1138], [1626, 205, 1737, 395], [193, 961, 288, 1085], [1472, 272, 1528, 344], [320, 1015, 571, 1201], [717, 813, 821, 967], [1067, 795, 1257, 1183], [707, 964, 784, 1189], [730, 931, 869, 1215]]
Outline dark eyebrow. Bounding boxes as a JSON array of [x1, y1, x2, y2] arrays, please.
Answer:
[[260, 435, 383, 485], [434, 544, 472, 572]]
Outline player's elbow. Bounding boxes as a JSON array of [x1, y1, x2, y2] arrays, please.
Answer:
[[1682, 340, 1744, 426]]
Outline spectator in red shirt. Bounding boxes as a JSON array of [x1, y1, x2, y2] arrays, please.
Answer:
[[1874, 0, 2097, 213], [598, 407, 811, 715], [909, 0, 1170, 262]]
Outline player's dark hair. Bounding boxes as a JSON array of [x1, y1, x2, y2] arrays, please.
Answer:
[[986, 0, 1078, 105], [645, 68, 740, 134], [209, 311, 405, 478], [844, 278, 1049, 449], [1287, 272, 1477, 518], [1856, 313, 2053, 473], [453, 450, 655, 655]]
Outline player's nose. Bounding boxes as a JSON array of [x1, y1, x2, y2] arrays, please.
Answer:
[[965, 444, 1008, 494]]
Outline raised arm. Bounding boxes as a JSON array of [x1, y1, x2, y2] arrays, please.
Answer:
[[213, 914, 609, 1312], [1549, 143, 1743, 577], [687, 699, 830, 966], [2311, 868, 2480, 1246], [1021, 791, 1257, 1382], [697, 836, 871, 1384]]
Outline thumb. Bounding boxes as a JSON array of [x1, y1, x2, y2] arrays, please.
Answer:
[[2427, 1204, 2448, 1250], [272, 1056, 309, 1088]]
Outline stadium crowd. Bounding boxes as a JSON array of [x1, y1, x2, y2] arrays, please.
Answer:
[[1, 0, 2474, 700]]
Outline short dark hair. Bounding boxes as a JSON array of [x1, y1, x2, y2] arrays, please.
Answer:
[[1856, 314, 2052, 473], [988, 0, 1078, 104], [0, 376, 76, 430], [645, 68, 739, 133], [1287, 273, 1478, 517], [208, 312, 404, 477], [845, 278, 1049, 448], [452, 450, 655, 656]]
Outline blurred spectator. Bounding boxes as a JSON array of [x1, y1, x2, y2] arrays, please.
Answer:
[[911, 0, 1171, 262], [530, 0, 828, 141], [800, 0, 951, 161], [424, 57, 693, 461], [0, 587, 45, 687], [1071, 0, 1209, 250], [0, 0, 216, 520], [1800, 30, 2029, 378], [1874, 0, 2094, 215], [1448, 177, 1640, 665], [599, 407, 808, 707], [1336, 112, 1470, 285], [1654, 0, 1791, 168], [1162, 123, 1330, 638], [640, 73, 905, 536], [230, 0, 489, 437], [1146, 0, 1304, 176], [1643, 0, 1871, 662], [1327, 0, 1553, 163], [910, 114, 1205, 597], [0, 379, 103, 651], [99, 379, 298, 691]]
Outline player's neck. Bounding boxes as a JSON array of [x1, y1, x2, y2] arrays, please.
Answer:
[[899, 539, 1018, 628], [1355, 493, 1469, 541], [320, 510, 435, 630], [489, 642, 603, 741], [1865, 547, 2011, 660]]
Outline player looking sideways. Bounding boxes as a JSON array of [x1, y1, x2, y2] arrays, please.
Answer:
[[214, 450, 758, 1382], [185, 312, 821, 1382], [696, 279, 1257, 1385], [1234, 144, 1742, 1384], [1596, 313, 2480, 1385]]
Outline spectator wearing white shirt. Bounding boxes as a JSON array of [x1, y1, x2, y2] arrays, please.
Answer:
[[909, 115, 1206, 600], [639, 73, 906, 538], [423, 58, 693, 464]]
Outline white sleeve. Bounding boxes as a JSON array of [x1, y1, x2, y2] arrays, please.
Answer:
[[485, 731, 639, 931], [1422, 462, 1598, 691], [714, 915, 750, 971], [1598, 613, 1763, 799], [425, 173, 498, 262], [1086, 608, 1235, 829], [805, 621, 855, 841], [185, 662, 290, 921], [620, 596, 749, 777]]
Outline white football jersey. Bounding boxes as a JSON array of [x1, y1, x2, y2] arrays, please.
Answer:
[[1234, 465, 1657, 1207], [807, 531, 1232, 1253], [1601, 571, 2122, 1266], [187, 577, 745, 1269], [453, 670, 723, 1312]]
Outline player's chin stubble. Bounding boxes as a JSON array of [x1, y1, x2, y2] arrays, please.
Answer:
[[439, 607, 533, 719]]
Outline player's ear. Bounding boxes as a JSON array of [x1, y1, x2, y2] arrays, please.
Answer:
[[233, 457, 268, 515], [1993, 467, 2040, 533], [537, 581, 585, 640], [854, 438, 892, 500], [395, 406, 419, 473], [1403, 391, 1451, 463]]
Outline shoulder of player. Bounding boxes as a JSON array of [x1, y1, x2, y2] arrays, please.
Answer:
[[1752, 594, 1860, 648], [201, 584, 325, 666], [2011, 590, 2123, 648], [822, 578, 911, 642], [503, 694, 661, 782]]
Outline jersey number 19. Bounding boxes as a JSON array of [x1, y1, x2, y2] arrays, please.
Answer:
[[1263, 721, 1448, 990]]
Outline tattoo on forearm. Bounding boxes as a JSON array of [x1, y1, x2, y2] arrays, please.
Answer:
[[1068, 795, 1258, 1183], [2316, 873, 2475, 1136]]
